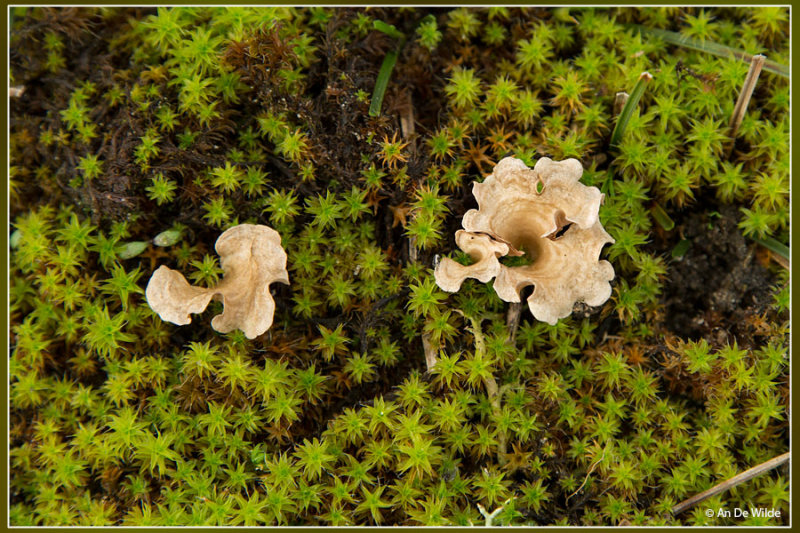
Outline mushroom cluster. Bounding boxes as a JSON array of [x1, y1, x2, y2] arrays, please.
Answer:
[[434, 156, 615, 325], [146, 224, 289, 339]]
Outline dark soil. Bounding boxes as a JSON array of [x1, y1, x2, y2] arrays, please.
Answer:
[[661, 204, 776, 341]]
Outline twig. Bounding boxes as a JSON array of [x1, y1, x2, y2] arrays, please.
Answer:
[[770, 253, 790, 270], [671, 451, 790, 516], [613, 91, 629, 116], [400, 93, 415, 139], [728, 54, 765, 144], [408, 235, 418, 264]]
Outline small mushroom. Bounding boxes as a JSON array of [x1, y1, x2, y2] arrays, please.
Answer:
[[434, 156, 615, 325], [145, 224, 289, 339], [434, 231, 509, 292]]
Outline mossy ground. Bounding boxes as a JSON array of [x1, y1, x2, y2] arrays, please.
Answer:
[[9, 7, 789, 526]]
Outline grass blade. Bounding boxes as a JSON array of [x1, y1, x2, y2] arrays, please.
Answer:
[[609, 71, 652, 148], [750, 235, 789, 261], [629, 25, 789, 78], [369, 49, 399, 117], [368, 19, 409, 118]]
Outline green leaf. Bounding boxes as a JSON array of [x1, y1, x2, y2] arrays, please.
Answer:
[[153, 227, 182, 247], [9, 228, 21, 248], [117, 241, 148, 259]]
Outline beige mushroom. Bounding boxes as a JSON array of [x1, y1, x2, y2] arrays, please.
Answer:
[[145, 224, 289, 339], [434, 231, 506, 292], [434, 156, 615, 325]]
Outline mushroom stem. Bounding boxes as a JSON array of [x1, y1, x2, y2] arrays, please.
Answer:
[[506, 302, 523, 343], [421, 331, 439, 372]]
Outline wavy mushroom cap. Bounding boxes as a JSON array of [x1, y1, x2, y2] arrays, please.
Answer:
[[435, 156, 615, 325], [146, 224, 290, 339]]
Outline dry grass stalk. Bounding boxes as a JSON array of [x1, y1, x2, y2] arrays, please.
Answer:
[[728, 54, 766, 141], [671, 451, 790, 516]]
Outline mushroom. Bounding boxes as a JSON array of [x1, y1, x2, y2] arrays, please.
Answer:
[[434, 156, 615, 325], [145, 224, 289, 339]]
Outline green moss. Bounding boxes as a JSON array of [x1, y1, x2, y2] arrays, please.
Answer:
[[9, 6, 790, 527]]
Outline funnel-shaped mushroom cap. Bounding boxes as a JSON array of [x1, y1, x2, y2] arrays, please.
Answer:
[[146, 224, 289, 339], [434, 230, 510, 292], [435, 156, 615, 325]]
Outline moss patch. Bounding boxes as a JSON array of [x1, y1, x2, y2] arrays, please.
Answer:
[[9, 6, 789, 526]]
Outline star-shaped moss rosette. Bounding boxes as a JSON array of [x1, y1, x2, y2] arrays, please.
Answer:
[[146, 224, 290, 339], [435, 156, 615, 325]]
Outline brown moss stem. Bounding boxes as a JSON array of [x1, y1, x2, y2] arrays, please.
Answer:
[[463, 312, 507, 463]]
